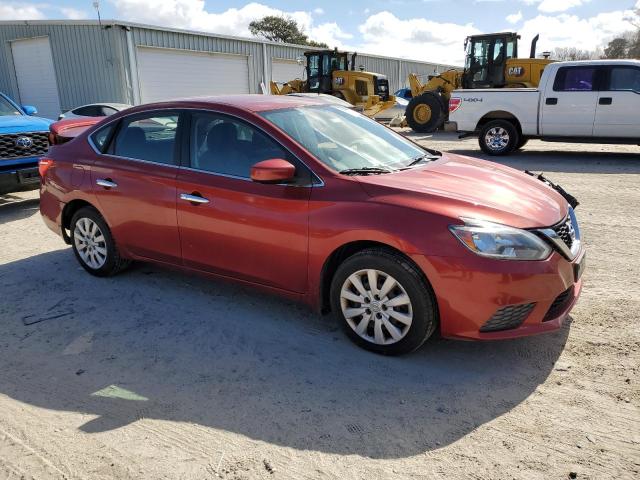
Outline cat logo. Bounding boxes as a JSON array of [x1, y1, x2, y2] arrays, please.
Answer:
[[508, 66, 525, 77]]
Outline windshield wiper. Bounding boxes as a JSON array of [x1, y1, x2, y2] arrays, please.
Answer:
[[339, 167, 395, 176], [405, 153, 440, 168]]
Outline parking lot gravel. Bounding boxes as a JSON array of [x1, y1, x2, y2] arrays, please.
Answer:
[[0, 134, 638, 479]]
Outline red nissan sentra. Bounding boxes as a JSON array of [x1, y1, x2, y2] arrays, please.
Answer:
[[39, 95, 585, 355]]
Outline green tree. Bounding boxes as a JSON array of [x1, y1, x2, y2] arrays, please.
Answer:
[[604, 37, 629, 59], [249, 15, 328, 48]]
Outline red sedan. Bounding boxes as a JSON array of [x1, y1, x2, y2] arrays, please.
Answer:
[[39, 96, 584, 355]]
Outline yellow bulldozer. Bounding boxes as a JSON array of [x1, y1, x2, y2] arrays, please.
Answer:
[[405, 32, 553, 132], [270, 48, 396, 117]]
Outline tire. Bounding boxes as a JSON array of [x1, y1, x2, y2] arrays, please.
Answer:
[[515, 136, 529, 150], [329, 248, 438, 355], [405, 92, 445, 133], [478, 119, 520, 156], [70, 206, 130, 277]]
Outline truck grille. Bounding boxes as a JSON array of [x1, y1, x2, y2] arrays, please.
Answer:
[[480, 302, 536, 332], [0, 132, 49, 160], [374, 77, 390, 101]]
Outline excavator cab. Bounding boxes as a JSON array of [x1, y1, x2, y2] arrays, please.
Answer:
[[463, 32, 519, 89], [305, 49, 350, 93]]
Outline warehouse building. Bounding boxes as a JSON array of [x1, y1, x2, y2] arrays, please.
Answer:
[[0, 20, 452, 120]]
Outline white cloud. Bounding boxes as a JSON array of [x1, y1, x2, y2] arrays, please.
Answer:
[[313, 7, 324, 15], [519, 10, 635, 54], [506, 11, 523, 24], [358, 11, 480, 64], [60, 7, 88, 20], [0, 2, 45, 20], [528, 0, 585, 14]]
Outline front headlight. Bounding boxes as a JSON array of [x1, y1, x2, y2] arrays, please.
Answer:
[[449, 218, 552, 260]]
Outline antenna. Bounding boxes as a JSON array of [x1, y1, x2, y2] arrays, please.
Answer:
[[93, 1, 103, 28]]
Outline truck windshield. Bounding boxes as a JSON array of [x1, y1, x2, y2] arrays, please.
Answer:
[[0, 96, 22, 116], [261, 105, 431, 173]]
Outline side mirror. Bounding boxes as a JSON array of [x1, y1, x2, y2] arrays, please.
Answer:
[[22, 105, 37, 115], [250, 159, 295, 184]]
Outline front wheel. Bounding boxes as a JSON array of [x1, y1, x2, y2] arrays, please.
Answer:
[[478, 120, 520, 156], [405, 92, 445, 133], [330, 249, 438, 355]]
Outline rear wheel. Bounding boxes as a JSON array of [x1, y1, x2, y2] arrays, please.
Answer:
[[70, 207, 130, 277], [478, 119, 520, 156], [405, 92, 445, 133], [330, 249, 438, 355]]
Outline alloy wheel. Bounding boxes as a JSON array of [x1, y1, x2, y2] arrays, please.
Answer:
[[484, 126, 510, 151], [73, 217, 107, 269], [339, 269, 413, 345]]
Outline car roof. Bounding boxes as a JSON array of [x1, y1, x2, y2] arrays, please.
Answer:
[[138, 94, 328, 113], [72, 102, 132, 111]]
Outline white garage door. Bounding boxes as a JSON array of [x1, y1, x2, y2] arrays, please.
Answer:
[[10, 37, 61, 120], [137, 47, 250, 102], [271, 58, 305, 84]]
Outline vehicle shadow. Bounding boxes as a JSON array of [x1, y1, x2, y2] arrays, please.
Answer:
[[446, 148, 640, 174], [0, 249, 570, 459], [0, 196, 39, 223]]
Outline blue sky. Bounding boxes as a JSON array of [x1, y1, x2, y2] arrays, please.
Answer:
[[1, 1, 638, 64]]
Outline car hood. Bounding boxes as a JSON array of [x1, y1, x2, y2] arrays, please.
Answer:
[[356, 153, 568, 229], [0, 115, 53, 133]]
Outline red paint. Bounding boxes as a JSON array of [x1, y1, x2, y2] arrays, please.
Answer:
[[449, 97, 462, 113], [40, 96, 584, 341], [250, 159, 296, 183]]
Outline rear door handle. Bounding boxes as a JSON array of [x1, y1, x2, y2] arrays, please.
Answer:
[[180, 193, 210, 204], [599, 97, 613, 105], [96, 178, 118, 188], [545, 97, 558, 105]]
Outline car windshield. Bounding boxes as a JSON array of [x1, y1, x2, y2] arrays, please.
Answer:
[[261, 105, 430, 173], [0, 96, 22, 116]]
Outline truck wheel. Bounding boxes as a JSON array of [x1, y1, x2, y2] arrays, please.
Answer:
[[479, 120, 520, 156], [330, 248, 438, 355], [405, 92, 445, 133], [70, 206, 131, 277]]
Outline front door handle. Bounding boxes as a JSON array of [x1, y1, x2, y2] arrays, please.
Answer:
[[545, 97, 558, 105], [180, 193, 210, 204], [96, 178, 118, 189], [599, 97, 613, 105]]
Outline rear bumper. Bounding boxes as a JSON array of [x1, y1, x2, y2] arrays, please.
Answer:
[[412, 248, 585, 340], [0, 159, 40, 194]]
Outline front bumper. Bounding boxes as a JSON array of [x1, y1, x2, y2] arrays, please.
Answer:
[[412, 247, 584, 340], [0, 158, 40, 194]]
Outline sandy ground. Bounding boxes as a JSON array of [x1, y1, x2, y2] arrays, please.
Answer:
[[0, 134, 639, 479]]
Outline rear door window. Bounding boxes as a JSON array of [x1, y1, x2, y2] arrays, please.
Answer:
[[553, 67, 597, 91], [607, 67, 640, 93], [112, 113, 180, 165]]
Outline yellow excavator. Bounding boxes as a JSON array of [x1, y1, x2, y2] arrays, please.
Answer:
[[270, 48, 396, 117], [406, 32, 553, 132]]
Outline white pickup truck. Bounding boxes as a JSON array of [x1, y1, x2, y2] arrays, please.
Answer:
[[448, 59, 640, 155]]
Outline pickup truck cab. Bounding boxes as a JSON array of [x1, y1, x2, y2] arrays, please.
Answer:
[[0, 92, 52, 194], [448, 60, 640, 155]]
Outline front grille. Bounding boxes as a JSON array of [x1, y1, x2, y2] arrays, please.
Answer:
[[375, 78, 390, 101], [552, 216, 575, 250], [480, 303, 536, 332], [0, 132, 49, 160], [543, 286, 574, 322]]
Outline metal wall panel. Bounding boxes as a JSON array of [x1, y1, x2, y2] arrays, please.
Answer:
[[0, 22, 129, 111], [0, 21, 455, 108]]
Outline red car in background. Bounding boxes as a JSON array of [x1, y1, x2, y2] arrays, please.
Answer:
[[40, 96, 585, 355]]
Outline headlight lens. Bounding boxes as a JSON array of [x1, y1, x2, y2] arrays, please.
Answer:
[[449, 218, 552, 260]]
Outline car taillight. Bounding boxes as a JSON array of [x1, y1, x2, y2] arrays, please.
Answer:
[[39, 157, 54, 177], [449, 97, 462, 113]]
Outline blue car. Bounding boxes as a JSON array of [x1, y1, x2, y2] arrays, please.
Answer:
[[394, 88, 413, 100], [0, 92, 53, 194]]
